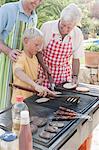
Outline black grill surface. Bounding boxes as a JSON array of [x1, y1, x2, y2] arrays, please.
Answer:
[[0, 89, 98, 148], [25, 91, 98, 147]]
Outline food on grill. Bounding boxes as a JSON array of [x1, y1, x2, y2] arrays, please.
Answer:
[[30, 123, 38, 134], [36, 98, 50, 103], [30, 116, 38, 122], [73, 98, 79, 103], [65, 96, 80, 103], [76, 87, 89, 92], [61, 116, 76, 119], [53, 107, 79, 120], [53, 91, 62, 95], [63, 83, 77, 89], [70, 97, 76, 102], [49, 121, 64, 128], [53, 116, 76, 120], [66, 97, 71, 101], [45, 125, 58, 133], [55, 110, 76, 117], [30, 116, 47, 127], [39, 131, 55, 139], [59, 106, 76, 114]]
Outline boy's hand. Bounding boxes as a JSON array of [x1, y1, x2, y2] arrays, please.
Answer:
[[35, 78, 44, 85], [34, 84, 56, 97]]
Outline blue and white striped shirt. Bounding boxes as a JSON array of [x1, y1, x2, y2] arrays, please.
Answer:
[[0, 0, 37, 41]]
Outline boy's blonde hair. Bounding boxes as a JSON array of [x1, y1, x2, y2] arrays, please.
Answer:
[[23, 28, 44, 39]]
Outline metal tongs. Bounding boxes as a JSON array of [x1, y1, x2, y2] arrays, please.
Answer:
[[75, 113, 92, 121]]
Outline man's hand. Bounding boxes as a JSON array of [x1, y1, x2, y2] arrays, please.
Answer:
[[9, 49, 21, 62], [72, 75, 78, 85]]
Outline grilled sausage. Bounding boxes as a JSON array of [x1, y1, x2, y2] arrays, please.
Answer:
[[59, 106, 76, 114], [55, 110, 76, 117]]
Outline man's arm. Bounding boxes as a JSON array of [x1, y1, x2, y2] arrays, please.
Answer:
[[72, 58, 80, 84], [37, 51, 54, 86], [37, 51, 49, 74], [0, 40, 12, 55], [0, 40, 21, 61]]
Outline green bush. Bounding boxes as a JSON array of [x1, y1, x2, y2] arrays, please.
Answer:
[[85, 43, 99, 52]]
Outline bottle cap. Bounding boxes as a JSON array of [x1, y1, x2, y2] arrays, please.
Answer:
[[0, 132, 17, 142], [20, 110, 30, 125], [16, 95, 24, 102]]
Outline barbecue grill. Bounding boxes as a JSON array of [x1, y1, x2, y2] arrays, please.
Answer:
[[0, 83, 99, 150]]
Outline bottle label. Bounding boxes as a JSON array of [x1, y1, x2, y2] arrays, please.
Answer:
[[20, 118, 30, 125]]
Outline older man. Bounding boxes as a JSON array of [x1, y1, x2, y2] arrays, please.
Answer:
[[0, 0, 42, 108], [37, 3, 84, 88], [0, 0, 42, 61]]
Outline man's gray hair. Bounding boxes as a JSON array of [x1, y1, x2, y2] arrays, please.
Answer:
[[60, 3, 82, 24], [23, 28, 43, 39]]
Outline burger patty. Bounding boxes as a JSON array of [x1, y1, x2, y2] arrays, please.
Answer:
[[30, 116, 47, 127], [45, 125, 58, 133], [30, 123, 38, 134], [39, 131, 55, 140], [49, 121, 64, 128]]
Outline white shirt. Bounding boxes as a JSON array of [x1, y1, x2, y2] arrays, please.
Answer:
[[41, 20, 84, 59]]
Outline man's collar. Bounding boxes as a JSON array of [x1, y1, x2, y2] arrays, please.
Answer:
[[18, 0, 25, 13], [18, 0, 35, 17]]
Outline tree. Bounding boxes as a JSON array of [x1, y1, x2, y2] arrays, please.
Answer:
[[37, 0, 74, 28]]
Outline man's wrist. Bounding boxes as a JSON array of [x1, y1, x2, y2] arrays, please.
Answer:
[[7, 47, 12, 55], [72, 74, 78, 78]]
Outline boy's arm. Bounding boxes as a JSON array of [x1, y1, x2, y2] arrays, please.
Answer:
[[37, 51, 50, 75], [15, 68, 37, 89], [14, 68, 55, 97]]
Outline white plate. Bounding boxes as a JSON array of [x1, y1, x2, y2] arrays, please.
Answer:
[[63, 83, 77, 89]]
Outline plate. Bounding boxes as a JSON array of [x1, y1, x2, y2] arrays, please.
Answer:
[[63, 83, 77, 89]]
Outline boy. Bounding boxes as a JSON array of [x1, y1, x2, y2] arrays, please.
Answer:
[[11, 28, 54, 103]]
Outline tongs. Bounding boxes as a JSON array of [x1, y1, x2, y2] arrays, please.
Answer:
[[74, 113, 92, 121], [52, 113, 92, 121]]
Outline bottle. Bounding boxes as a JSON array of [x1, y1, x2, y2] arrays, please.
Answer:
[[19, 110, 33, 150], [0, 131, 18, 150], [12, 96, 28, 136]]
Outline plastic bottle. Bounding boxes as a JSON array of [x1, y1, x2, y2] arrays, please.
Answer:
[[12, 96, 28, 136], [19, 110, 33, 150], [0, 131, 18, 150]]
